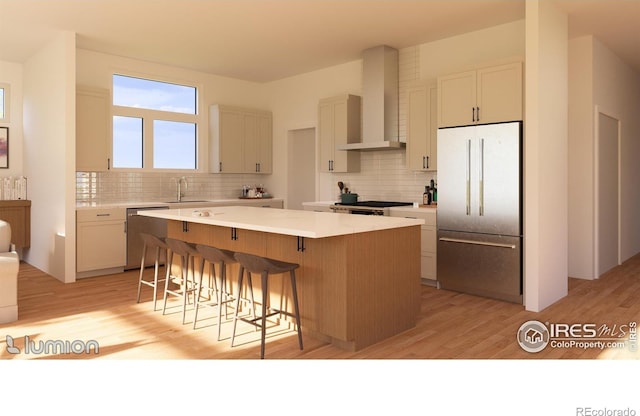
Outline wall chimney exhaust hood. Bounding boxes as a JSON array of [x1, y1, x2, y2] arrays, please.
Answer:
[[337, 45, 405, 151]]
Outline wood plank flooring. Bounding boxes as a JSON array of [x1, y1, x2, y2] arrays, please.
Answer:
[[2, 255, 639, 360]]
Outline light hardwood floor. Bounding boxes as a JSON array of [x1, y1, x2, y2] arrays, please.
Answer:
[[2, 256, 639, 360]]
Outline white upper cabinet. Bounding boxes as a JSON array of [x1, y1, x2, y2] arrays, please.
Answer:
[[318, 94, 361, 173], [406, 80, 438, 171], [437, 62, 523, 128], [209, 105, 272, 174], [76, 86, 111, 171]]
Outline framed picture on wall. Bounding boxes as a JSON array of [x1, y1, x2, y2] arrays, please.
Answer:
[[0, 127, 8, 169]]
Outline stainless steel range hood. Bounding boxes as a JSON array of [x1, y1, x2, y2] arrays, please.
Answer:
[[337, 45, 405, 151]]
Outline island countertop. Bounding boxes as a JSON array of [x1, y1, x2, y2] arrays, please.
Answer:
[[147, 205, 422, 352], [138, 205, 424, 238]]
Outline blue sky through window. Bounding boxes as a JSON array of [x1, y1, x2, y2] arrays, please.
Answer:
[[112, 74, 198, 170], [113, 75, 196, 114], [113, 116, 143, 168], [153, 120, 196, 169], [0, 87, 5, 119]]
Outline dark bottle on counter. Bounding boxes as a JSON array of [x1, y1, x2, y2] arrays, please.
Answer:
[[430, 179, 437, 203], [423, 186, 432, 205]]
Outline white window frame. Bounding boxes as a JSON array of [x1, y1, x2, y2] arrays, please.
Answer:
[[0, 83, 10, 122], [111, 72, 203, 172]]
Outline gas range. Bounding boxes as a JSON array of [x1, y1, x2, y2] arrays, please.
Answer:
[[330, 201, 413, 216]]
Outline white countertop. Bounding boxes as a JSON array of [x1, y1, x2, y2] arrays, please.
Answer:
[[389, 205, 437, 214], [301, 200, 339, 207], [76, 198, 283, 210], [138, 205, 424, 238]]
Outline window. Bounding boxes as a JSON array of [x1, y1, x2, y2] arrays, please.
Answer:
[[112, 74, 198, 170], [0, 83, 9, 122]]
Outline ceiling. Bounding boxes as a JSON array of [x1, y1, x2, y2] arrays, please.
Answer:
[[1, 0, 639, 83]]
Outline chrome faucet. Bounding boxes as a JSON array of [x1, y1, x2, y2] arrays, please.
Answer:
[[176, 176, 188, 202]]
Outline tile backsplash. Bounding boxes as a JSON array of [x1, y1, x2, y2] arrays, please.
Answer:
[[318, 149, 437, 203], [77, 45, 436, 206], [76, 171, 265, 203], [77, 153, 437, 205]]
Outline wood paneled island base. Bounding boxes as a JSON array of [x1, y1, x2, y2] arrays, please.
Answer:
[[164, 214, 421, 351]]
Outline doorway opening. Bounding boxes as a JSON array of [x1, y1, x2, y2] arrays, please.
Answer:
[[594, 107, 621, 277], [287, 128, 316, 210]]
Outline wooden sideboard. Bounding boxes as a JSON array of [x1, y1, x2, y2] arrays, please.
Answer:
[[0, 200, 31, 248]]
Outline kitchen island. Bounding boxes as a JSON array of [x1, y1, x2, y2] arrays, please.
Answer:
[[139, 206, 423, 351]]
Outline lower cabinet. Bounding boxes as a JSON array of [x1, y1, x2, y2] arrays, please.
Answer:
[[0, 200, 31, 249], [390, 208, 437, 284], [76, 208, 126, 276]]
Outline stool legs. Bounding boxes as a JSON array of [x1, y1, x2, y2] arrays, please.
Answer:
[[136, 241, 149, 303], [193, 259, 221, 330], [162, 250, 198, 325], [259, 271, 268, 359], [137, 242, 166, 311], [231, 266, 302, 359], [289, 270, 303, 351], [230, 266, 258, 345]]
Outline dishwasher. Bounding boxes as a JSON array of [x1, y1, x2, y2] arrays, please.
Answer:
[[126, 206, 170, 270]]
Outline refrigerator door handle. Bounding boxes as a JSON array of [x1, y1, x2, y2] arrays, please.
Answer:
[[439, 237, 516, 249], [466, 139, 471, 215], [479, 138, 484, 216]]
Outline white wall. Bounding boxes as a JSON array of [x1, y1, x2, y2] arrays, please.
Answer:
[[264, 60, 363, 202], [524, 0, 569, 311], [0, 60, 24, 177], [22, 31, 76, 282], [568, 35, 640, 279], [77, 49, 269, 174], [568, 36, 595, 279], [419, 19, 525, 81], [264, 22, 525, 205], [592, 38, 640, 266]]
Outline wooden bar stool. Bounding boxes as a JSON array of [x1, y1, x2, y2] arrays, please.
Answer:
[[136, 233, 168, 311], [231, 252, 303, 359], [162, 238, 200, 324], [194, 244, 253, 341]]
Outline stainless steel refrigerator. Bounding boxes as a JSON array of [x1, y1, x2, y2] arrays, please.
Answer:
[[437, 121, 522, 304]]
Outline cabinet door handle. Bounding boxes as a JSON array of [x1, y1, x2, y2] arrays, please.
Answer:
[[472, 107, 476, 122], [422, 156, 426, 169], [476, 106, 480, 122], [479, 138, 484, 216], [219, 162, 223, 172], [107, 158, 111, 170], [426, 156, 430, 169], [297, 236, 306, 252], [466, 139, 471, 216]]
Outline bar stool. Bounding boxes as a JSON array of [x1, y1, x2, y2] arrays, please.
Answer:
[[231, 252, 303, 359], [136, 233, 168, 311], [162, 238, 200, 325], [194, 244, 252, 341]]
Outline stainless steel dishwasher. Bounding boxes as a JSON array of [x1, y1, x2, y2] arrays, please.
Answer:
[[126, 206, 169, 270]]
